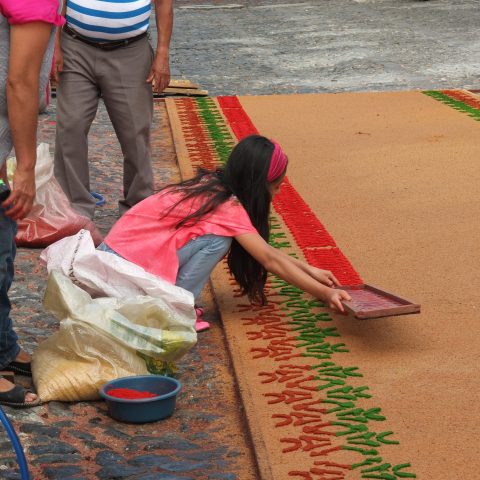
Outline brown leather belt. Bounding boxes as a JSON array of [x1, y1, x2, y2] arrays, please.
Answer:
[[63, 23, 148, 51]]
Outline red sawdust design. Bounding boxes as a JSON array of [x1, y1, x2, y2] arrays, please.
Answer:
[[217, 96, 362, 286], [441, 89, 480, 110], [174, 98, 219, 171]]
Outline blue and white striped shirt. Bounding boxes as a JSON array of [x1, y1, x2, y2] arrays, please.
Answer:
[[66, 0, 152, 41]]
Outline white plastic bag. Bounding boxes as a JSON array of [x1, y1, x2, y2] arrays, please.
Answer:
[[40, 229, 195, 322], [34, 230, 197, 402]]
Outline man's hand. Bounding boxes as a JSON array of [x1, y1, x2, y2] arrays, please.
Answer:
[[52, 44, 64, 83], [151, 0, 173, 93], [2, 168, 36, 220], [146, 52, 170, 93]]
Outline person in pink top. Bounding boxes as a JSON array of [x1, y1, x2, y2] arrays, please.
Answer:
[[0, 0, 64, 408], [101, 135, 351, 331], [0, 0, 64, 25]]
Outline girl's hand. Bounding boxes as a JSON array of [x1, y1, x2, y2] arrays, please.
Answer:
[[308, 266, 340, 287], [324, 288, 351, 313]]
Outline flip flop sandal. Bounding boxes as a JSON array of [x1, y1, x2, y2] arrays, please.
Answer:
[[196, 319, 210, 332], [0, 371, 14, 383], [0, 383, 41, 409], [194, 306, 209, 332], [195, 309, 210, 332], [5, 361, 31, 377]]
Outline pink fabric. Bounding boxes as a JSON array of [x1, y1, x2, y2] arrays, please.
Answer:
[[0, 0, 65, 26], [267, 141, 288, 182], [105, 190, 257, 282]]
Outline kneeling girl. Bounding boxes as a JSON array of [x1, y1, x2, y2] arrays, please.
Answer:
[[101, 135, 351, 329]]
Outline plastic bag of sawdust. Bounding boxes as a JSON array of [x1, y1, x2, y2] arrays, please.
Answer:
[[33, 271, 197, 402], [40, 229, 194, 318], [6, 143, 102, 247]]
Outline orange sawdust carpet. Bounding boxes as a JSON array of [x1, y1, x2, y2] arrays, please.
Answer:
[[166, 90, 480, 480]]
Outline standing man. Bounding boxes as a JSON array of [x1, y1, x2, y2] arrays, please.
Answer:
[[53, 0, 173, 219], [0, 0, 64, 408]]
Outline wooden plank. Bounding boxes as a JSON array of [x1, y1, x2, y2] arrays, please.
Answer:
[[168, 78, 200, 89], [154, 87, 209, 97], [164, 98, 195, 180], [466, 89, 480, 100]]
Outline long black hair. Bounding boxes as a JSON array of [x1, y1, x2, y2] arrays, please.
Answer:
[[162, 134, 279, 304]]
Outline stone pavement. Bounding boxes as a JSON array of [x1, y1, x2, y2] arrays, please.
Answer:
[[169, 0, 479, 96], [0, 100, 258, 480]]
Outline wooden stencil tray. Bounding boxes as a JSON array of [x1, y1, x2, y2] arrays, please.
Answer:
[[340, 284, 421, 319]]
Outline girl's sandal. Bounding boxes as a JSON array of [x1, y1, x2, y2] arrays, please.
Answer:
[[195, 319, 210, 332], [195, 308, 209, 332], [194, 305, 210, 332]]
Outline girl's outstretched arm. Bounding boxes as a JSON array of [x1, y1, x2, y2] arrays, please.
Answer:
[[235, 233, 351, 312], [275, 248, 341, 287]]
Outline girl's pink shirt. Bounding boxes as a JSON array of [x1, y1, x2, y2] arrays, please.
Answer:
[[105, 190, 257, 282], [0, 0, 65, 26]]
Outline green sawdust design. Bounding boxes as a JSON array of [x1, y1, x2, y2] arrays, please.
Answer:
[[195, 97, 236, 164], [269, 215, 416, 479], [193, 98, 416, 479], [423, 90, 480, 121]]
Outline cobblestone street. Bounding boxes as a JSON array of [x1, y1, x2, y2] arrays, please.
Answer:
[[170, 0, 479, 95], [1, 102, 258, 480]]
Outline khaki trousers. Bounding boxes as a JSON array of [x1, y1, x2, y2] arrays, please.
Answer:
[[54, 32, 154, 219]]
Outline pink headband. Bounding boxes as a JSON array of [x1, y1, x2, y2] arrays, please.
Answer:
[[267, 141, 288, 182]]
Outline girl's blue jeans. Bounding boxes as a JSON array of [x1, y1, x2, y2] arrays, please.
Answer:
[[98, 234, 232, 301], [0, 208, 20, 370]]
